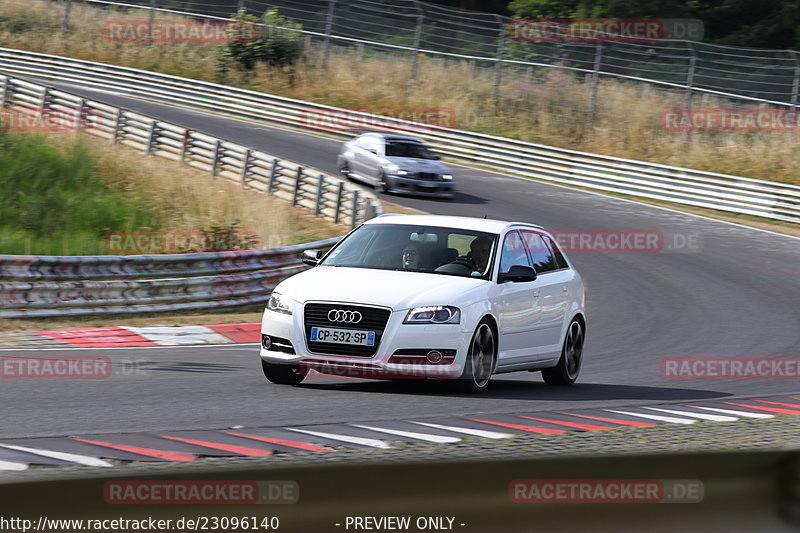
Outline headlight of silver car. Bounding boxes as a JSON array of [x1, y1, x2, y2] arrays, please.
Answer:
[[403, 306, 460, 324], [267, 292, 292, 315]]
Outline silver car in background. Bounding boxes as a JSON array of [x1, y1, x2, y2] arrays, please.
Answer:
[[337, 132, 455, 198]]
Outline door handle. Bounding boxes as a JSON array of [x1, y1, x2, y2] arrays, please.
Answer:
[[562, 286, 569, 293], [533, 291, 540, 298]]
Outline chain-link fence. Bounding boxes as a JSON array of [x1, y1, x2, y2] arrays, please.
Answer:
[[58, 0, 800, 111]]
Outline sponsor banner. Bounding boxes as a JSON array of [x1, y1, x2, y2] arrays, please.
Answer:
[[103, 19, 258, 43], [661, 108, 800, 132], [661, 357, 800, 380], [300, 107, 456, 133], [104, 480, 298, 504], [509, 479, 704, 503], [509, 18, 703, 43], [0, 107, 103, 132], [0, 356, 112, 379], [103, 230, 261, 254]]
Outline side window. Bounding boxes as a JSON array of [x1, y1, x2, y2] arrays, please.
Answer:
[[499, 230, 531, 274], [521, 231, 556, 274], [543, 235, 568, 270]]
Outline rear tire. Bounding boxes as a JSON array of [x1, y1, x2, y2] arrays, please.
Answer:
[[261, 359, 307, 385], [458, 319, 496, 393], [542, 318, 584, 386]]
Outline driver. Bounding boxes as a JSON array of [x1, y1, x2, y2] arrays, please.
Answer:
[[435, 236, 491, 276], [401, 243, 422, 270]]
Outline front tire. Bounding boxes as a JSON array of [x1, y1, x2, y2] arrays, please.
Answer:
[[376, 172, 389, 194], [261, 359, 307, 385], [458, 319, 496, 393], [542, 318, 584, 386]]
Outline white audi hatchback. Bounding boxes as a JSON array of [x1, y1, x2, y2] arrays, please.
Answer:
[[260, 214, 586, 392]]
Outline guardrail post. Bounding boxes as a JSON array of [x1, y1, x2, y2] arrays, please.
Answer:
[[493, 14, 506, 111], [0, 77, 10, 109], [588, 41, 604, 124], [148, 0, 156, 43], [314, 174, 325, 216], [144, 120, 158, 155], [76, 98, 87, 130], [180, 130, 191, 161], [350, 189, 360, 228], [239, 149, 252, 188], [408, 1, 423, 94], [267, 159, 279, 194], [321, 0, 336, 71], [39, 87, 51, 116], [209, 139, 222, 176], [334, 181, 344, 224], [111, 109, 122, 144], [292, 167, 304, 206], [791, 51, 800, 109], [62, 0, 73, 32]]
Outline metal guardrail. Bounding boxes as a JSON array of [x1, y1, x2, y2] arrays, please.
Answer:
[[1, 47, 798, 224], [0, 238, 339, 317]]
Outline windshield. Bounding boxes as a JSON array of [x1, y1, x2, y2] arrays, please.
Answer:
[[321, 223, 497, 280], [384, 141, 438, 159]]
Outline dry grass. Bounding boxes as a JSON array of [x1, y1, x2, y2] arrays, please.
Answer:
[[43, 132, 343, 249], [2, 0, 797, 186]]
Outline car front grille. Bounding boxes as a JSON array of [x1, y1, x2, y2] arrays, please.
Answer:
[[304, 303, 392, 357], [417, 172, 440, 180]]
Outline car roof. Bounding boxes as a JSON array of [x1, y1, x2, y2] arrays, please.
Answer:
[[364, 214, 543, 234], [355, 132, 422, 143]]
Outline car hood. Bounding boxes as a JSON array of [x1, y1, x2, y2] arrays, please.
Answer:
[[385, 157, 451, 174], [276, 266, 486, 310]]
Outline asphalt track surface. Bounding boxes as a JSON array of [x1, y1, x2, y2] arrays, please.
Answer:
[[1, 84, 798, 440]]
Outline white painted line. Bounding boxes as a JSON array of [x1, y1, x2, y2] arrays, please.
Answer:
[[121, 326, 233, 346], [409, 421, 513, 439], [287, 429, 391, 449], [0, 444, 112, 467], [689, 406, 774, 419], [605, 409, 697, 425], [351, 425, 461, 444], [0, 460, 28, 471], [643, 407, 738, 422]]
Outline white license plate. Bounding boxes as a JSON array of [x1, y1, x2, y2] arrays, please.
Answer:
[[310, 327, 375, 346]]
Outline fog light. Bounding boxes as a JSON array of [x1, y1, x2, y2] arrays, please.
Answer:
[[262, 335, 272, 350], [426, 350, 443, 364]]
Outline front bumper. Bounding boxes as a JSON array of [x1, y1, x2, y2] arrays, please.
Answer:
[[388, 175, 454, 198], [260, 306, 469, 380]]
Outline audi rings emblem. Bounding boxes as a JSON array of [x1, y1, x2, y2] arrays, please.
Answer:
[[328, 309, 363, 324]]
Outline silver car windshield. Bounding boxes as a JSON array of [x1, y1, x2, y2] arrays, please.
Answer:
[[321, 224, 497, 280], [384, 141, 437, 159]]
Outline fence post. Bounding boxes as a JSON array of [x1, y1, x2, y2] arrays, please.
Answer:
[[180, 129, 191, 160], [77, 98, 87, 130], [321, 0, 336, 71], [334, 181, 344, 224], [292, 167, 304, 206], [209, 139, 221, 176], [314, 175, 326, 216], [111, 109, 122, 144], [148, 0, 156, 42], [588, 41, 604, 124], [267, 159, 279, 194], [684, 42, 696, 111], [408, 1, 424, 95], [350, 190, 360, 228], [38, 87, 51, 115], [144, 120, 158, 155], [791, 51, 800, 109], [493, 14, 506, 111], [62, 0, 73, 32], [239, 149, 252, 188]]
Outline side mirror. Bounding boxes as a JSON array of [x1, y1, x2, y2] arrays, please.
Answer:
[[432, 154, 441, 160], [301, 249, 323, 266], [498, 265, 537, 283]]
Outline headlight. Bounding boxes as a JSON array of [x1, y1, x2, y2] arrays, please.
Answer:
[[396, 169, 409, 176], [441, 174, 453, 180], [404, 306, 460, 324], [267, 292, 292, 315]]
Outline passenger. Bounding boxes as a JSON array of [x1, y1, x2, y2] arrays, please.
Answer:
[[435, 236, 492, 276], [401, 243, 422, 270]]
